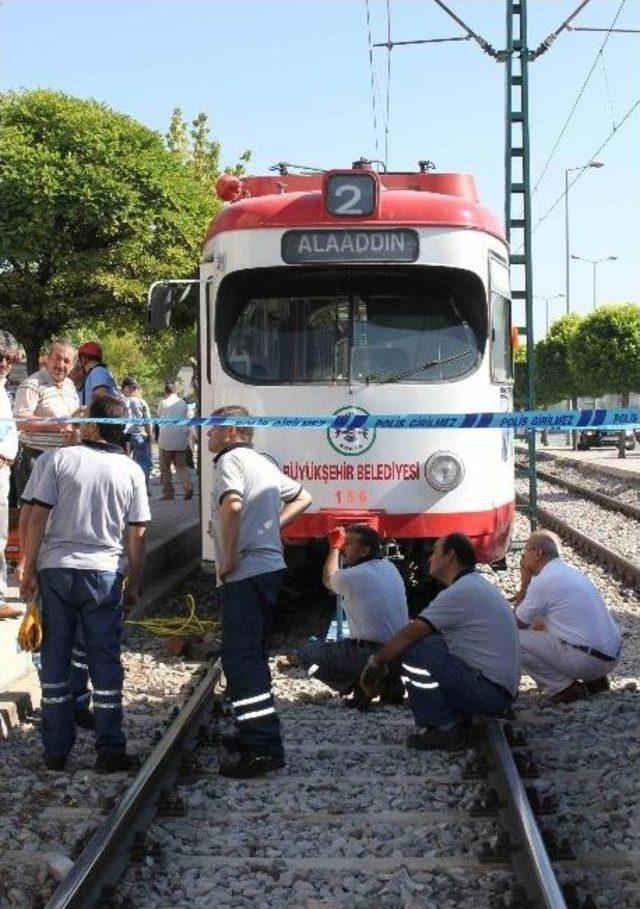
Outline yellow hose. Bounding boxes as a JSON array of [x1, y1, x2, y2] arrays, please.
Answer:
[[125, 594, 219, 637]]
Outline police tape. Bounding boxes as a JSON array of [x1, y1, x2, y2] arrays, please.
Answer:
[[0, 407, 639, 431]]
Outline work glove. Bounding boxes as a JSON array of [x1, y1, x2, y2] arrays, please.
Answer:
[[17, 601, 43, 652], [359, 654, 388, 700], [327, 526, 346, 550]]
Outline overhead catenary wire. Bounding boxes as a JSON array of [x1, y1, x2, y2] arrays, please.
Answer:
[[384, 0, 392, 169], [531, 0, 627, 198], [530, 96, 640, 238], [364, 0, 381, 160]]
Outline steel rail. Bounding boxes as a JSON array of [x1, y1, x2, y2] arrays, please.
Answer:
[[516, 493, 640, 587], [482, 719, 567, 908], [515, 457, 640, 521], [45, 661, 222, 909]]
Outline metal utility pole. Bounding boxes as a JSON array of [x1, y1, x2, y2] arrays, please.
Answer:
[[504, 0, 536, 526]]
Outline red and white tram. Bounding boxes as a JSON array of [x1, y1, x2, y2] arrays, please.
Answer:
[[190, 163, 514, 567]]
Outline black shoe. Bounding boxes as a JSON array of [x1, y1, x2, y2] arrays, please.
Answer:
[[584, 676, 610, 695], [379, 676, 406, 706], [406, 721, 468, 752], [219, 749, 285, 779], [342, 687, 371, 712], [220, 733, 244, 753], [95, 751, 140, 774], [44, 753, 67, 771], [74, 707, 95, 730], [550, 680, 588, 705]]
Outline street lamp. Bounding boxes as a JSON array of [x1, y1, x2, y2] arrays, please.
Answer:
[[542, 293, 565, 335], [571, 255, 618, 309], [565, 161, 604, 313]]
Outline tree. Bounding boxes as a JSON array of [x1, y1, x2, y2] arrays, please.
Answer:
[[0, 90, 217, 369], [166, 108, 251, 189], [535, 313, 583, 406], [568, 303, 640, 457]]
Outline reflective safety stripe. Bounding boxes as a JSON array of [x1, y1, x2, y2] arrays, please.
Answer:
[[232, 691, 272, 709], [71, 660, 89, 670], [93, 689, 121, 696], [236, 706, 276, 722], [42, 681, 69, 690], [94, 703, 121, 710], [401, 675, 439, 690], [42, 694, 73, 705], [308, 664, 319, 677], [401, 663, 432, 677], [72, 648, 86, 657]]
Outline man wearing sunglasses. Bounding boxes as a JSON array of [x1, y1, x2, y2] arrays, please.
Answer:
[[0, 330, 21, 619]]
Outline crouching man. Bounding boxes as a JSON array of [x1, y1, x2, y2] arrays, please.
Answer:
[[296, 524, 409, 708], [515, 530, 621, 704], [360, 533, 520, 751]]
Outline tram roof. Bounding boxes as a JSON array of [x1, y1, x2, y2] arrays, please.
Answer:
[[204, 171, 506, 250]]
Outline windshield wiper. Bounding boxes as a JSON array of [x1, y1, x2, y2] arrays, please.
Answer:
[[364, 350, 473, 385]]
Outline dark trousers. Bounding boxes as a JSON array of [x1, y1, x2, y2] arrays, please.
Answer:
[[14, 444, 43, 501], [297, 639, 379, 695], [402, 635, 513, 728], [220, 569, 286, 754], [39, 568, 125, 757]]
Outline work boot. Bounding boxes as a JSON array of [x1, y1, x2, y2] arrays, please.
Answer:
[[44, 753, 67, 771], [95, 751, 140, 774], [584, 676, 610, 695], [379, 676, 406, 706], [406, 721, 469, 752], [550, 680, 588, 706], [219, 748, 285, 779], [74, 707, 95, 730]]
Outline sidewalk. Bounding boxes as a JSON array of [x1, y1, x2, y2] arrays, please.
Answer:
[[518, 437, 640, 480]]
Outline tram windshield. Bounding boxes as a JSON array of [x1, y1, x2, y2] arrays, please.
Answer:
[[216, 267, 485, 385]]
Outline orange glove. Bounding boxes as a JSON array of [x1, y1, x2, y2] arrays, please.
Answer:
[[328, 526, 347, 550]]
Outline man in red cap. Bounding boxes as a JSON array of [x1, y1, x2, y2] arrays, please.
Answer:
[[77, 342, 118, 406]]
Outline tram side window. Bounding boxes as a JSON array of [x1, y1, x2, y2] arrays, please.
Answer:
[[491, 293, 512, 382]]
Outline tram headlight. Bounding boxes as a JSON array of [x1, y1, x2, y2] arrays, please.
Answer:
[[424, 451, 464, 492]]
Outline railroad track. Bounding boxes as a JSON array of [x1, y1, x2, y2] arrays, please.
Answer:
[[515, 457, 640, 523], [44, 656, 574, 909]]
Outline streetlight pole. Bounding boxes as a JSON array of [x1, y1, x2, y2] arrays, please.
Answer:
[[571, 254, 618, 308], [545, 293, 565, 335], [565, 162, 604, 313]]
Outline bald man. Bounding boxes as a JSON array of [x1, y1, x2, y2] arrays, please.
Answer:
[[514, 530, 621, 705]]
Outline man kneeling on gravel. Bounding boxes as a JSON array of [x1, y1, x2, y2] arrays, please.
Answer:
[[295, 524, 409, 709], [514, 530, 621, 705], [359, 533, 520, 751]]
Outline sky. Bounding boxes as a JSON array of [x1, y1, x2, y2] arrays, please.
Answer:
[[2, 0, 639, 340]]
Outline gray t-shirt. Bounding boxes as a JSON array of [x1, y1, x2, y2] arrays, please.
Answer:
[[210, 444, 301, 584], [31, 441, 151, 572], [419, 572, 521, 696], [329, 559, 409, 642]]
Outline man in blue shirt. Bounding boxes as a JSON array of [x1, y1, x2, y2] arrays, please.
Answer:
[[77, 342, 118, 405]]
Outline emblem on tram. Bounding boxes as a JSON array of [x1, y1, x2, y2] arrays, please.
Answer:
[[327, 406, 376, 456]]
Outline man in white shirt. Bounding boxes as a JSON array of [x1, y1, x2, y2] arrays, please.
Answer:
[[0, 330, 21, 619], [514, 530, 621, 705], [360, 533, 520, 751], [20, 395, 150, 773], [296, 524, 409, 708], [157, 383, 191, 500], [208, 405, 311, 778], [12, 339, 79, 498]]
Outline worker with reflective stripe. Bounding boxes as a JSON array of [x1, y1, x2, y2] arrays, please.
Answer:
[[208, 405, 312, 779], [20, 396, 150, 773], [359, 533, 520, 751]]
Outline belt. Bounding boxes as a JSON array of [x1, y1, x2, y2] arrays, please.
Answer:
[[560, 640, 618, 662]]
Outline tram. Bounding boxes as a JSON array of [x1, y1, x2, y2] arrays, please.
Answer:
[[154, 161, 515, 569]]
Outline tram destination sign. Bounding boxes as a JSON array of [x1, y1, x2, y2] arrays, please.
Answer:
[[281, 229, 419, 264]]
